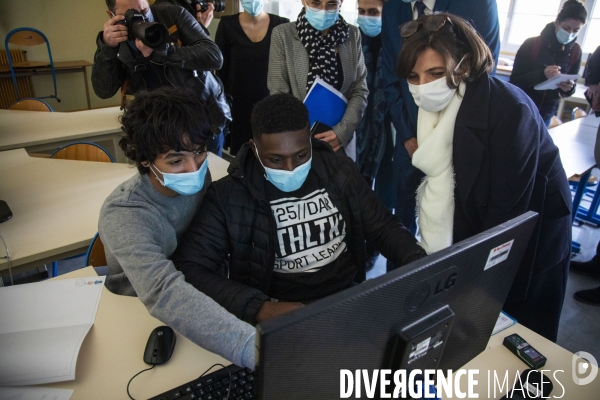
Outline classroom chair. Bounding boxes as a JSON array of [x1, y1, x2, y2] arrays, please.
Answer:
[[49, 143, 114, 276], [4, 27, 60, 103], [86, 233, 109, 276], [9, 98, 53, 112], [572, 107, 588, 120], [549, 116, 563, 128], [50, 142, 115, 163]]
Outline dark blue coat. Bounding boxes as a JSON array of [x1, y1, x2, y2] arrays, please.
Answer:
[[381, 0, 501, 232], [453, 73, 572, 341]]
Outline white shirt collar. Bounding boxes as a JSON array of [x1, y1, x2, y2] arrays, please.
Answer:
[[411, 0, 436, 13], [145, 9, 154, 22]]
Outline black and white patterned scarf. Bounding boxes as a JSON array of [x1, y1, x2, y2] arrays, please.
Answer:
[[296, 9, 349, 92]]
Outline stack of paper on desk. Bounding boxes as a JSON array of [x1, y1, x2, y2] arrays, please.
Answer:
[[0, 276, 105, 386]]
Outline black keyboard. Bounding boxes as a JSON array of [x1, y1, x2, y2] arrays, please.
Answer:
[[149, 364, 256, 400]]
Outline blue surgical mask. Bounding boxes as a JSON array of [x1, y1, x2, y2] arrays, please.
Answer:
[[556, 27, 577, 45], [305, 8, 339, 31], [357, 15, 382, 37], [241, 0, 263, 16], [150, 159, 208, 195], [254, 143, 312, 192]]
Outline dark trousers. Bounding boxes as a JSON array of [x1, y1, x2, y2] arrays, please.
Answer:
[[504, 254, 570, 342]]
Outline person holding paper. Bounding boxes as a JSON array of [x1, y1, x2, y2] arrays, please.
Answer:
[[98, 87, 256, 369], [396, 13, 572, 341], [510, 0, 587, 127], [267, 0, 368, 158], [172, 93, 425, 325]]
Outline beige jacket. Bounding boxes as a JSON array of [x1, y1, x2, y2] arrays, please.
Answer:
[[267, 22, 368, 146]]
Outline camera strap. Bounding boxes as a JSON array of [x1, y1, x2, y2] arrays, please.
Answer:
[[167, 25, 182, 46]]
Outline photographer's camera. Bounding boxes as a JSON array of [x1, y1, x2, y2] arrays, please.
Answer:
[[119, 9, 170, 49]]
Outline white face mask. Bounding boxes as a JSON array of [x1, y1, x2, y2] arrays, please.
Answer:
[[408, 55, 466, 113], [408, 77, 456, 113]]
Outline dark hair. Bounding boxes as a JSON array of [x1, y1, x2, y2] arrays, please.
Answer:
[[396, 13, 494, 89], [251, 93, 309, 140], [119, 87, 213, 174], [105, 0, 116, 13], [557, 0, 587, 24]]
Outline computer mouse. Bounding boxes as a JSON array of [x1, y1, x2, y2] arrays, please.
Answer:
[[144, 326, 176, 365]]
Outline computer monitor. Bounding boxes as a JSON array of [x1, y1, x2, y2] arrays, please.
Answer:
[[256, 211, 538, 399]]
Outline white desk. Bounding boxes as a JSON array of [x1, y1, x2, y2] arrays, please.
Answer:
[[549, 119, 597, 178], [45, 268, 229, 400], [580, 114, 600, 129], [43, 268, 600, 399], [448, 323, 600, 399], [0, 107, 124, 162], [0, 149, 230, 275]]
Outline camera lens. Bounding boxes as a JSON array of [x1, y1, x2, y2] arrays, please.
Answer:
[[144, 26, 166, 47], [212, 0, 226, 13]]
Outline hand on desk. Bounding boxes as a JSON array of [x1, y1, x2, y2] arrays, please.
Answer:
[[314, 130, 341, 152], [557, 80, 575, 92], [103, 15, 128, 48], [256, 301, 304, 323]]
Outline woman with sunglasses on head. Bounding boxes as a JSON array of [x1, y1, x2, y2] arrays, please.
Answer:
[[396, 13, 572, 342], [268, 0, 368, 158], [510, 0, 587, 127]]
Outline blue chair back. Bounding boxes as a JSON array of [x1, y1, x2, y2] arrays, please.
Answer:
[[5, 27, 60, 102]]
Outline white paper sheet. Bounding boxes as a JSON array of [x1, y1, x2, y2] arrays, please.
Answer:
[[0, 277, 104, 386], [534, 73, 580, 90], [0, 386, 73, 400]]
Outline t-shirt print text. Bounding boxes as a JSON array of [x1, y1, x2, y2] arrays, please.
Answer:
[[270, 189, 347, 273]]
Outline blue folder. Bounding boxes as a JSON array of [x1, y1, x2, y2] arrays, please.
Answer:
[[303, 77, 348, 128]]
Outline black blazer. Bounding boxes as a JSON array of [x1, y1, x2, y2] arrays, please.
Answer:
[[453, 73, 572, 305]]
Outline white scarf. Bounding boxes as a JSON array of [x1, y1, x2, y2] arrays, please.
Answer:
[[412, 82, 466, 254]]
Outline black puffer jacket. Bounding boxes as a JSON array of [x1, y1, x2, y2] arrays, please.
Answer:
[[91, 4, 231, 134], [510, 22, 581, 121], [172, 140, 426, 325]]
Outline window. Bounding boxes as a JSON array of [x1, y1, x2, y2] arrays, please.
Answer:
[[499, 0, 563, 52], [500, 0, 600, 57], [582, 0, 600, 53]]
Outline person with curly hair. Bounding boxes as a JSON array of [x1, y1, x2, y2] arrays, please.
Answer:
[[98, 87, 256, 370]]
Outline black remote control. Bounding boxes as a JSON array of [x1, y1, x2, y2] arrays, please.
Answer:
[[503, 333, 547, 369]]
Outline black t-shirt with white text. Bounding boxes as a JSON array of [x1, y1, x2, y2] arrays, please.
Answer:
[[266, 170, 358, 302]]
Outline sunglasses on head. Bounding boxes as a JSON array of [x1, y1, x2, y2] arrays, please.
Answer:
[[399, 14, 453, 38]]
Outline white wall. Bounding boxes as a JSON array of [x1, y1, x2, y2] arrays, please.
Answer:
[[0, 0, 221, 111]]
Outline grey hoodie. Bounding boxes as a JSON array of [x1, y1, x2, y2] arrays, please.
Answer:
[[99, 171, 255, 369]]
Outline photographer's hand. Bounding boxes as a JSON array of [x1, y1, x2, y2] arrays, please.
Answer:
[[135, 39, 154, 58], [103, 14, 128, 48], [196, 2, 215, 28]]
